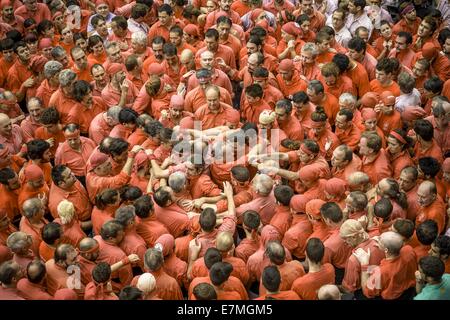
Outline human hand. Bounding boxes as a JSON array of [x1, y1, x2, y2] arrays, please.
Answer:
[[46, 138, 55, 147], [130, 145, 144, 154], [120, 80, 129, 93], [325, 138, 332, 152], [189, 238, 201, 261], [23, 76, 35, 88], [128, 254, 140, 263], [223, 181, 234, 198]]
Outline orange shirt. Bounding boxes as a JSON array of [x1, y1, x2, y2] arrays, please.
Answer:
[[331, 153, 363, 183], [240, 97, 272, 124], [148, 19, 185, 42], [388, 150, 414, 180], [38, 241, 55, 263], [154, 202, 190, 238], [184, 84, 232, 113], [91, 206, 116, 236], [194, 102, 235, 130], [361, 149, 393, 185], [413, 139, 444, 164], [282, 215, 312, 259], [269, 205, 293, 237], [335, 123, 361, 151], [392, 18, 421, 36], [55, 137, 96, 177], [17, 278, 52, 300], [323, 227, 353, 269], [35, 127, 65, 160], [415, 196, 446, 234], [378, 110, 402, 137], [53, 218, 86, 247], [86, 171, 130, 203], [48, 180, 92, 221], [259, 260, 305, 295], [369, 79, 401, 96], [66, 98, 107, 134], [276, 71, 308, 99], [277, 115, 304, 141], [363, 245, 417, 299], [88, 112, 113, 145], [291, 263, 335, 300], [132, 269, 183, 300], [48, 88, 77, 125], [101, 81, 139, 109], [14, 3, 51, 24]]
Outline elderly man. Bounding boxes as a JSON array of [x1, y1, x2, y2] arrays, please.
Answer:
[[353, 231, 417, 299], [359, 133, 392, 185], [16, 260, 53, 300], [335, 109, 361, 151], [125, 31, 151, 61], [0, 260, 25, 300], [194, 86, 235, 130], [89, 106, 121, 145], [188, 50, 233, 94], [339, 219, 385, 299], [51, 46, 71, 69], [48, 69, 78, 125], [55, 124, 96, 184], [20, 98, 44, 142], [0, 113, 25, 155], [347, 171, 372, 193], [90, 64, 108, 97], [49, 165, 92, 226], [6, 231, 34, 271], [70, 47, 92, 83], [416, 181, 446, 234], [36, 60, 63, 107], [104, 42, 124, 71], [20, 198, 47, 257]]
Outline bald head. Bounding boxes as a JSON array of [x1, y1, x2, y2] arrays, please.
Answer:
[[417, 180, 437, 207], [216, 232, 234, 252], [380, 231, 404, 256], [253, 173, 273, 196], [0, 113, 11, 136], [318, 284, 341, 300], [265, 240, 285, 265], [79, 237, 98, 252], [180, 49, 194, 62], [27, 260, 46, 284]]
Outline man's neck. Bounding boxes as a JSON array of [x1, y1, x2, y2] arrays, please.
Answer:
[[364, 151, 379, 162], [308, 262, 322, 273]]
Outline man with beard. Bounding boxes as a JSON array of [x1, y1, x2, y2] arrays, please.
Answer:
[[14, 0, 51, 24], [388, 31, 416, 70], [20, 98, 43, 142], [70, 47, 93, 82], [274, 99, 303, 141], [142, 36, 166, 74], [393, 2, 421, 36], [0, 2, 24, 34], [7, 41, 34, 102], [161, 43, 182, 86]]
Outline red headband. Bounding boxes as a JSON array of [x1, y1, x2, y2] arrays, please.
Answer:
[[401, 3, 414, 15], [389, 131, 406, 144]]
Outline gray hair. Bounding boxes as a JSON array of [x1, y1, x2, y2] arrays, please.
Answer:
[[301, 42, 319, 56], [44, 60, 63, 79], [22, 198, 42, 219], [6, 232, 29, 253], [253, 173, 273, 196], [106, 105, 122, 120], [27, 97, 43, 109], [105, 41, 120, 51], [51, 46, 67, 59], [339, 92, 356, 105], [131, 31, 148, 45], [115, 205, 136, 226], [168, 172, 186, 193], [59, 69, 77, 87]]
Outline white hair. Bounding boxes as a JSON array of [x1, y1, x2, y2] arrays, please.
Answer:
[[131, 31, 148, 45]]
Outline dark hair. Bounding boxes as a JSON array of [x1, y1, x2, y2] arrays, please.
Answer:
[[397, 31, 413, 44], [92, 262, 111, 283], [292, 91, 309, 104], [205, 28, 219, 40], [373, 198, 392, 221], [216, 15, 232, 26], [118, 108, 138, 125], [133, 195, 154, 218], [144, 120, 163, 137], [112, 15, 129, 29], [262, 265, 281, 293], [162, 42, 177, 56], [416, 220, 439, 246], [131, 3, 148, 19], [382, 178, 408, 209], [231, 165, 249, 182], [414, 119, 434, 142], [72, 80, 92, 102], [209, 262, 233, 286], [419, 256, 445, 282], [27, 260, 47, 284], [0, 168, 16, 185], [193, 283, 217, 300], [424, 76, 444, 94], [37, 20, 54, 36], [26, 139, 50, 160], [158, 3, 173, 15], [204, 247, 222, 269], [108, 138, 129, 157], [418, 157, 441, 178], [332, 53, 350, 73], [91, 15, 106, 28], [245, 83, 264, 98], [51, 165, 69, 186], [95, 188, 119, 210], [40, 107, 60, 125], [320, 202, 343, 223], [274, 185, 294, 206], [243, 210, 260, 230], [0, 261, 19, 285], [434, 235, 450, 256], [153, 187, 171, 207], [42, 222, 62, 245], [100, 220, 124, 240], [306, 238, 325, 264], [393, 218, 415, 239], [348, 37, 366, 53], [119, 286, 143, 300], [200, 208, 216, 232], [119, 185, 143, 203]]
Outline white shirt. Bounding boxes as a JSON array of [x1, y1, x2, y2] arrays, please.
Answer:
[[395, 88, 421, 113], [346, 12, 374, 38]]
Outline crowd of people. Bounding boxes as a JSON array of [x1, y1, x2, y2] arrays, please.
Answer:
[[0, 0, 449, 301]]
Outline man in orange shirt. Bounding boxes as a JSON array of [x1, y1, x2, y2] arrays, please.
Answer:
[[354, 231, 417, 299], [370, 58, 401, 96], [16, 260, 53, 300], [0, 168, 21, 221], [20, 98, 43, 142], [291, 238, 335, 300], [240, 83, 271, 124], [306, 80, 340, 126], [101, 63, 139, 109], [71, 47, 93, 83], [252, 67, 283, 109], [429, 235, 450, 274], [331, 144, 363, 182], [48, 69, 78, 125], [416, 180, 446, 234], [196, 28, 236, 72], [148, 4, 185, 43], [294, 42, 321, 81], [49, 165, 92, 225], [389, 31, 416, 70], [194, 86, 235, 130], [256, 266, 301, 300], [348, 37, 377, 81], [413, 119, 444, 164], [392, 3, 420, 36], [276, 59, 308, 99], [55, 124, 96, 183], [17, 164, 49, 214], [20, 197, 47, 257], [275, 99, 304, 141], [359, 132, 392, 185], [89, 106, 121, 145], [204, 0, 241, 31], [7, 41, 34, 103], [335, 109, 362, 151], [376, 91, 402, 137], [315, 31, 335, 65], [320, 62, 356, 99], [14, 0, 51, 24]]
